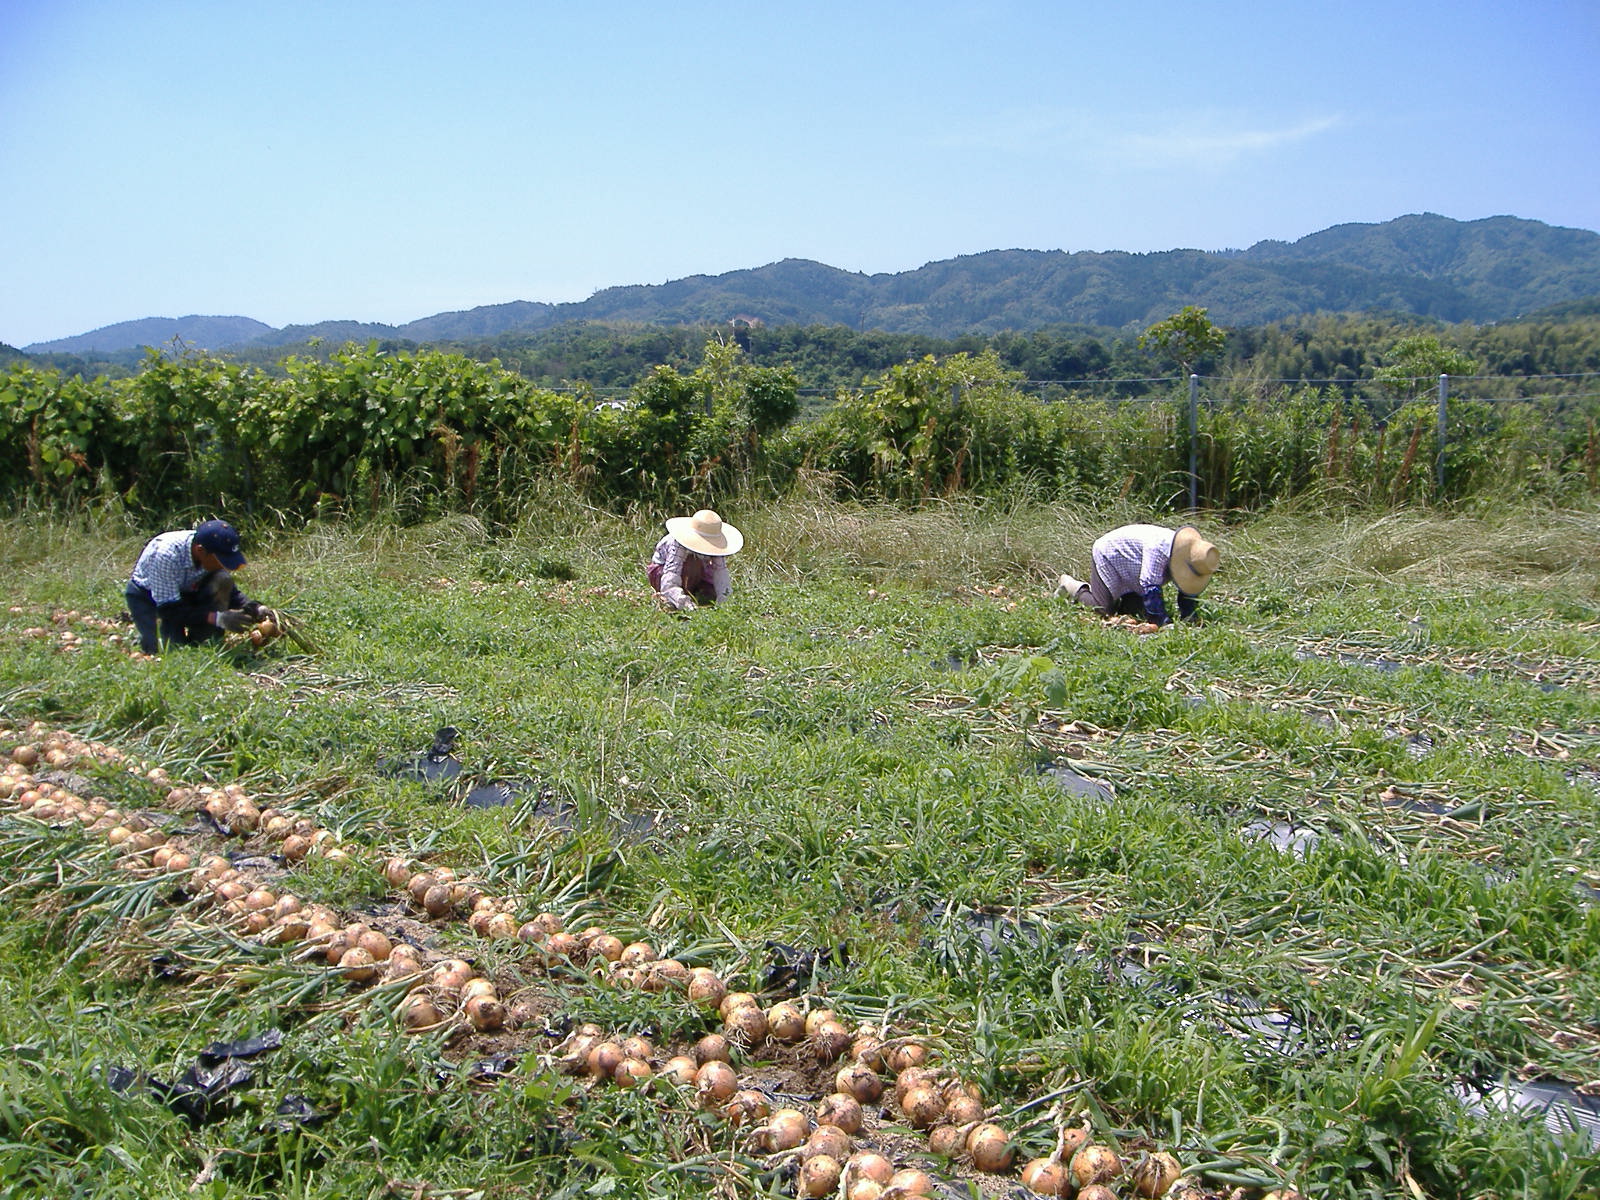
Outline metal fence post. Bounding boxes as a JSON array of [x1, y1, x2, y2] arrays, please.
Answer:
[[1188, 374, 1199, 511], [1436, 374, 1449, 495]]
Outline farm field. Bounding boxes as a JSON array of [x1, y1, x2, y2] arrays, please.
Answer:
[[2, 496, 1598, 1200]]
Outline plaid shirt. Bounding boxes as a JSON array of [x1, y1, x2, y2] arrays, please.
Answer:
[[1089, 524, 1176, 607], [650, 535, 731, 610], [129, 529, 210, 606]]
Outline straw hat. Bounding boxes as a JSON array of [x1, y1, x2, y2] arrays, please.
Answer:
[[1170, 526, 1219, 595], [665, 509, 743, 556]]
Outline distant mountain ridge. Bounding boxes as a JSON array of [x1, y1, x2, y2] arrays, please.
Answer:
[[25, 214, 1600, 355]]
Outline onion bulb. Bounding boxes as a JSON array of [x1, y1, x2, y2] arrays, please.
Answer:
[[485, 912, 518, 940], [465, 995, 506, 1031], [851, 1031, 885, 1069], [835, 1062, 884, 1104], [845, 1150, 893, 1184], [888, 1169, 936, 1196], [661, 1055, 699, 1086], [804, 1124, 852, 1162], [542, 932, 579, 964], [695, 1059, 737, 1105], [1130, 1151, 1183, 1198], [943, 1092, 985, 1126], [930, 1125, 967, 1159], [400, 993, 443, 1031], [900, 1084, 945, 1129], [723, 1088, 769, 1126], [613, 1057, 652, 1087], [1021, 1157, 1072, 1197], [687, 968, 727, 1008], [967, 1123, 1014, 1173], [587, 1041, 625, 1078], [338, 946, 377, 983], [620, 1034, 653, 1061], [422, 885, 454, 918], [762, 1107, 810, 1151], [1057, 1126, 1091, 1161], [885, 1040, 929, 1072], [811, 1019, 852, 1063], [693, 1033, 730, 1065], [723, 1004, 768, 1048], [845, 1181, 882, 1200], [815, 1091, 863, 1134], [1069, 1144, 1122, 1189], [803, 1007, 836, 1037], [797, 1154, 841, 1198], [719, 991, 760, 1019], [589, 934, 624, 962], [619, 940, 656, 967], [765, 1000, 806, 1042], [1078, 1187, 1119, 1200]]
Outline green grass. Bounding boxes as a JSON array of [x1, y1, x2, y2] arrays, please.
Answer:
[[2, 493, 1598, 1199]]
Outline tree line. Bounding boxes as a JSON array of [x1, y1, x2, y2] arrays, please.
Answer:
[[16, 309, 1599, 403], [4, 315, 1596, 523]]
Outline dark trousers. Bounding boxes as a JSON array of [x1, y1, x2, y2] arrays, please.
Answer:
[[1110, 592, 1150, 620], [125, 584, 220, 654]]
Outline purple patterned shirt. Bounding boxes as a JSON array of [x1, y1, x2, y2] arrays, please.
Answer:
[[1087, 524, 1176, 610], [650, 535, 731, 611]]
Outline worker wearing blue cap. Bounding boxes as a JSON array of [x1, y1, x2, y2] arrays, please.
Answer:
[[125, 520, 277, 654]]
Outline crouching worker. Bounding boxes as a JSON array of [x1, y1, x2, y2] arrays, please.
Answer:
[[647, 509, 743, 612], [1055, 523, 1218, 628], [125, 519, 276, 654]]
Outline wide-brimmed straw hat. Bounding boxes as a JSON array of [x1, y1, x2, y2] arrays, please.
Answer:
[[1170, 526, 1219, 595], [665, 509, 743, 556]]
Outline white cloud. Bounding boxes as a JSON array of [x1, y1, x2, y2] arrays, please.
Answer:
[[932, 109, 1344, 170]]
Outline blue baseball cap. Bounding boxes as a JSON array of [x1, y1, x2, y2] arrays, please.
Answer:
[[194, 519, 246, 570]]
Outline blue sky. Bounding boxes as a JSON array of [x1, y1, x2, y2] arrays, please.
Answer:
[[3, 0, 1597, 347]]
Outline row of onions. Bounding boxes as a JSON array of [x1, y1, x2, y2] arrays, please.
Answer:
[[1, 722, 1240, 1200]]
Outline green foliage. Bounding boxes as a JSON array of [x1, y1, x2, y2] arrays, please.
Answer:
[[1141, 305, 1228, 375], [1374, 334, 1480, 400]]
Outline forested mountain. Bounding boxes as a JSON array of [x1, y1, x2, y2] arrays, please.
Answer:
[[28, 315, 273, 355], [23, 214, 1600, 356]]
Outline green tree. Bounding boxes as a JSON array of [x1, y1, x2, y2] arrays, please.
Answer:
[[1373, 335, 1479, 399], [1139, 305, 1227, 376]]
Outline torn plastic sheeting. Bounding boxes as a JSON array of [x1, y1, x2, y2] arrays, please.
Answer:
[[1035, 761, 1114, 803], [262, 1094, 329, 1131], [1241, 818, 1319, 858], [1457, 1077, 1600, 1149], [928, 900, 1049, 957], [104, 1028, 284, 1126], [763, 940, 847, 995], [378, 726, 463, 783]]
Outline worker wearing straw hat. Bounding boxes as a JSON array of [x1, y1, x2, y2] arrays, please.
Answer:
[[647, 509, 744, 612], [1054, 524, 1219, 628]]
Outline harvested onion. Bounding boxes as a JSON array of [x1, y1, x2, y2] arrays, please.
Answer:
[[1021, 1157, 1072, 1196], [1129, 1150, 1182, 1198], [816, 1091, 863, 1134], [967, 1122, 1014, 1173], [797, 1154, 841, 1198], [1069, 1144, 1122, 1189]]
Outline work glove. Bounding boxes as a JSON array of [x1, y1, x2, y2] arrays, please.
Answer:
[[213, 609, 254, 633], [1177, 591, 1200, 621], [1141, 584, 1172, 627]]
